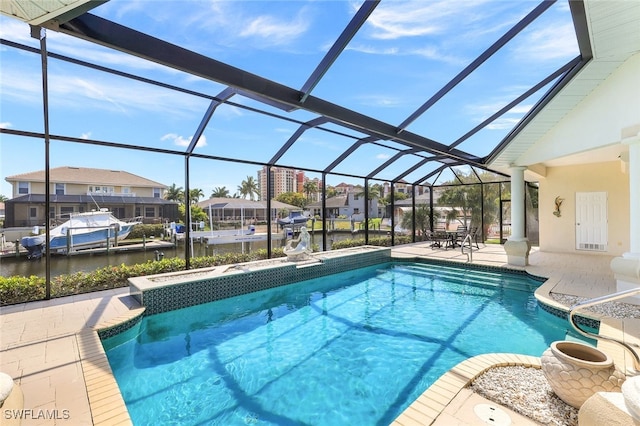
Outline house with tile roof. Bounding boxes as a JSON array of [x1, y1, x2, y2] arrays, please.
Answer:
[[4, 166, 179, 227]]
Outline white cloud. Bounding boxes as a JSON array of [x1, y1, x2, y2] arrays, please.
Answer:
[[464, 98, 532, 129], [487, 118, 521, 130], [0, 17, 33, 43], [346, 43, 463, 66], [161, 133, 208, 148], [108, 0, 146, 20], [239, 15, 309, 45], [1, 59, 211, 120], [184, 1, 311, 49], [74, 78, 129, 114], [348, 0, 513, 65], [513, 23, 579, 62], [81, 132, 92, 140], [366, 0, 492, 40], [0, 122, 11, 129], [346, 44, 399, 55], [213, 103, 245, 120], [0, 66, 44, 105], [356, 94, 403, 108], [508, 105, 533, 115], [376, 153, 391, 160], [366, 4, 444, 40]]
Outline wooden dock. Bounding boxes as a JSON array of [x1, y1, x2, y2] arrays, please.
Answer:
[[0, 240, 175, 259]]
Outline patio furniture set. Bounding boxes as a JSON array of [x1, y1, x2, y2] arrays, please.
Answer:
[[430, 225, 481, 250]]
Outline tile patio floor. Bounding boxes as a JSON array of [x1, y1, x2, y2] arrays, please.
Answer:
[[1, 244, 638, 425]]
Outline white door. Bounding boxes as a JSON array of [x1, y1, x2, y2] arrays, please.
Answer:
[[575, 192, 607, 251]]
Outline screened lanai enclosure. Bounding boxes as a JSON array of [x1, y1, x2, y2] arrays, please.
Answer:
[[1, 0, 588, 298]]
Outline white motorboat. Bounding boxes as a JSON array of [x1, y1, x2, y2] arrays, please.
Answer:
[[20, 209, 142, 258]]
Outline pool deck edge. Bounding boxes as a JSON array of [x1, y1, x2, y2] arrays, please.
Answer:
[[81, 307, 145, 426], [390, 353, 542, 426]]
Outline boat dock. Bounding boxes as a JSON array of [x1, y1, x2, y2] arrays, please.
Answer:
[[189, 230, 286, 245], [0, 239, 176, 259]]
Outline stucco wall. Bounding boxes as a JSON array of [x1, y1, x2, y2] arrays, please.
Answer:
[[539, 161, 629, 255]]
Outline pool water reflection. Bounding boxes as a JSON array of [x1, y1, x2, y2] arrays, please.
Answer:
[[103, 261, 574, 426]]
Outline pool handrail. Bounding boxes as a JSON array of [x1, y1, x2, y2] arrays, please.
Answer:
[[461, 233, 473, 263], [568, 287, 640, 373]]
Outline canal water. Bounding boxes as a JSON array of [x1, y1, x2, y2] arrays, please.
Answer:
[[0, 232, 356, 278]]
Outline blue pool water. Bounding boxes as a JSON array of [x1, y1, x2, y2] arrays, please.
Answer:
[[103, 261, 576, 426]]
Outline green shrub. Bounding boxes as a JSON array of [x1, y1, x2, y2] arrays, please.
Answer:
[[0, 276, 45, 302], [1, 237, 414, 305], [128, 224, 165, 239], [330, 238, 367, 250], [0, 248, 289, 305], [330, 235, 413, 250]]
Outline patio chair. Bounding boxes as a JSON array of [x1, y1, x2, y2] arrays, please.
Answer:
[[422, 229, 434, 243], [454, 225, 468, 247], [470, 226, 481, 248], [458, 226, 480, 249], [431, 227, 452, 249]]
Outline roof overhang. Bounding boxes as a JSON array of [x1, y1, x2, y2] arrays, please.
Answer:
[[0, 0, 107, 27], [488, 0, 640, 176]]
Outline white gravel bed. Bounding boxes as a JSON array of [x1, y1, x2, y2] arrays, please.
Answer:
[[470, 365, 578, 425], [551, 293, 640, 319], [468, 295, 638, 425]]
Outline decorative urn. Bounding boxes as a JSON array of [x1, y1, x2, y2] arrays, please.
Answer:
[[541, 340, 626, 408]]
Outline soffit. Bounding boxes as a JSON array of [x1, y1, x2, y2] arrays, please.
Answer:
[[0, 0, 106, 26]]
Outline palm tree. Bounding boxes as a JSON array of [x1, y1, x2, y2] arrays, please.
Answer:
[[0, 194, 8, 202], [371, 183, 386, 215], [189, 188, 204, 204], [302, 180, 318, 202], [356, 183, 381, 215], [400, 203, 439, 240], [237, 176, 259, 200], [211, 186, 230, 198], [164, 183, 184, 202]]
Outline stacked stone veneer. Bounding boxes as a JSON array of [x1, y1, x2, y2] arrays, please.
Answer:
[[130, 247, 391, 316]]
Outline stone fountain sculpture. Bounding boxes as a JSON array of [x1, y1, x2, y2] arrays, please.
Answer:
[[284, 226, 311, 261]]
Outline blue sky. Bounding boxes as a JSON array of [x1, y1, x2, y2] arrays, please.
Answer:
[[0, 0, 579, 198]]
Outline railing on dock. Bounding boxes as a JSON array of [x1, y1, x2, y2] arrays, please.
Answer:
[[569, 287, 640, 373]]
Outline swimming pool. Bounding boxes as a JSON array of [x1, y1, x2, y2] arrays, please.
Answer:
[[103, 261, 576, 425]]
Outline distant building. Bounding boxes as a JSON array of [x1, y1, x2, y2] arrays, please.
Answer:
[[334, 182, 355, 195], [295, 171, 305, 194], [197, 197, 300, 223], [257, 166, 296, 201], [4, 166, 179, 227], [307, 191, 381, 219], [382, 180, 414, 198]]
